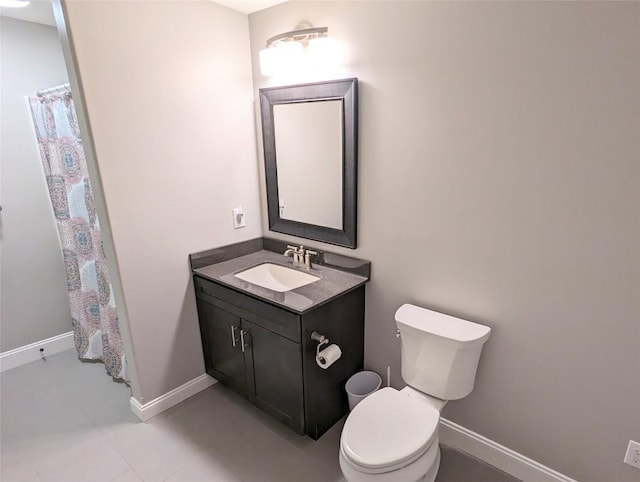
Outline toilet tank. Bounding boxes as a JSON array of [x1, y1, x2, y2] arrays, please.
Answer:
[[395, 304, 491, 400]]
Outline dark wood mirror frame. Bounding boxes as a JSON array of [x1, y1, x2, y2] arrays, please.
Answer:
[[259, 78, 358, 249]]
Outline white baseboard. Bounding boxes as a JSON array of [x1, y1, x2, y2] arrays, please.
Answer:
[[0, 332, 75, 373], [130, 374, 216, 422], [439, 418, 577, 482]]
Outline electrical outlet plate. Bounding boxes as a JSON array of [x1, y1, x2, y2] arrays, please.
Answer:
[[624, 440, 640, 470], [232, 206, 246, 229]]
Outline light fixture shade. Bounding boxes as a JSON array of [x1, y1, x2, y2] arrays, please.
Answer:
[[260, 42, 303, 76], [307, 36, 339, 67], [259, 47, 279, 76], [260, 25, 340, 77]]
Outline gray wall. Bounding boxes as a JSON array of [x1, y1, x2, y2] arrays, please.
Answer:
[[0, 17, 72, 352], [63, 0, 262, 403], [248, 2, 640, 481]]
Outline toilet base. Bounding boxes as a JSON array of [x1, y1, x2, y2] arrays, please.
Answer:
[[339, 442, 441, 482], [423, 449, 440, 482]]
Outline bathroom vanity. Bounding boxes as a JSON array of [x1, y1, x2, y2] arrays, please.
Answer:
[[190, 238, 370, 439]]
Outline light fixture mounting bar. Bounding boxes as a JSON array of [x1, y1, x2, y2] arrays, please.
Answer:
[[265, 27, 328, 47]]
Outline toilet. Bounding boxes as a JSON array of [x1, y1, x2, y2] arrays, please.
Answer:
[[339, 303, 491, 482]]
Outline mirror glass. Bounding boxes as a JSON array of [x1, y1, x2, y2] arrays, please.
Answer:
[[259, 78, 358, 248], [273, 100, 343, 229]]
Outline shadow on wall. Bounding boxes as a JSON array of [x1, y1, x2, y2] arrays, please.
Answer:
[[161, 272, 208, 396]]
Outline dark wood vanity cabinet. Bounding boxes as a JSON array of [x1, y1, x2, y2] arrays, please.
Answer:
[[193, 274, 365, 440], [197, 299, 304, 432], [243, 318, 304, 432], [197, 301, 247, 397]]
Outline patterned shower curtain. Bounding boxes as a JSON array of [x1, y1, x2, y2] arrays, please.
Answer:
[[28, 87, 128, 381]]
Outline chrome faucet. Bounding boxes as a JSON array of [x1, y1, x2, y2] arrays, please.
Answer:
[[284, 245, 305, 265], [284, 245, 318, 269]]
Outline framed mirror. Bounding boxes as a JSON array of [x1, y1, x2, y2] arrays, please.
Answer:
[[259, 78, 358, 248]]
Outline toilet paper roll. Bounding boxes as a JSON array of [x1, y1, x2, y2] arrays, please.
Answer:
[[316, 344, 342, 369]]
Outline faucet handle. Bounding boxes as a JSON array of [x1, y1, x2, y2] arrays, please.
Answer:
[[303, 249, 319, 269]]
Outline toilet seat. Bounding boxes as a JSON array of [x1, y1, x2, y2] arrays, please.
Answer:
[[339, 442, 440, 481], [340, 387, 440, 473]]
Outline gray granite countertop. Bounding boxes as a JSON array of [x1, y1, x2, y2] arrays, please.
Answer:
[[192, 249, 369, 314]]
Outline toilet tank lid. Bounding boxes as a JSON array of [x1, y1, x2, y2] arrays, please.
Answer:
[[395, 304, 491, 344]]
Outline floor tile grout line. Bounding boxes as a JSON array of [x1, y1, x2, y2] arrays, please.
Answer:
[[169, 386, 332, 474], [158, 464, 184, 482], [164, 406, 269, 482], [192, 385, 338, 468], [110, 465, 136, 482]]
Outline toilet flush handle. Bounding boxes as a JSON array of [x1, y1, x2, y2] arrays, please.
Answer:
[[396, 329, 401, 339]]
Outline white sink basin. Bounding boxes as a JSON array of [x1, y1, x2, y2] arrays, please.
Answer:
[[234, 263, 320, 292]]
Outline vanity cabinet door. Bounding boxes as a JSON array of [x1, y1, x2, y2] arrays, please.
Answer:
[[241, 318, 304, 434], [196, 299, 246, 396]]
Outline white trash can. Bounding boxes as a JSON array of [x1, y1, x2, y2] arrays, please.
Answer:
[[345, 371, 382, 411]]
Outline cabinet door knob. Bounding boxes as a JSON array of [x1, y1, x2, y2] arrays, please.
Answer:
[[240, 329, 248, 353], [230, 325, 238, 348]]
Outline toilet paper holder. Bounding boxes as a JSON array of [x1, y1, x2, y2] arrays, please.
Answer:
[[311, 331, 329, 356], [312, 331, 342, 369]]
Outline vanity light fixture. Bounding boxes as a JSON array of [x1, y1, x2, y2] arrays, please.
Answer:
[[259, 23, 337, 76], [0, 0, 30, 7]]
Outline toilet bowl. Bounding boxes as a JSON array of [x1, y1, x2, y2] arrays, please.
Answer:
[[339, 444, 440, 482], [339, 304, 491, 482], [339, 387, 443, 482]]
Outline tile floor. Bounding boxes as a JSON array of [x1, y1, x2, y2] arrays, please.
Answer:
[[0, 349, 519, 482]]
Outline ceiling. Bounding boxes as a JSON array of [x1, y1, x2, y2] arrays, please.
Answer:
[[0, 0, 287, 26], [0, 0, 55, 26], [213, 0, 287, 14]]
